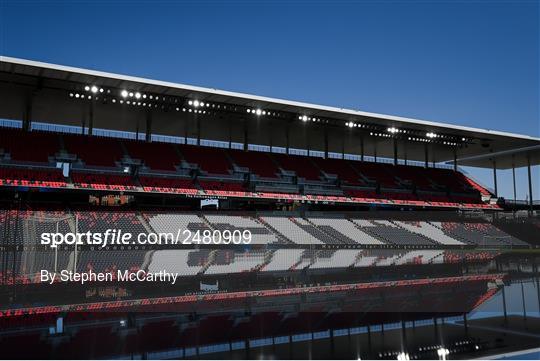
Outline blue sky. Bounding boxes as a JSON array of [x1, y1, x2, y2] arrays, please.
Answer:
[[0, 0, 538, 199]]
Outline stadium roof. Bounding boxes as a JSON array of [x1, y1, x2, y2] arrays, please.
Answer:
[[1, 55, 539, 170]]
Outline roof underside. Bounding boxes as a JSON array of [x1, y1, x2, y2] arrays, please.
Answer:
[[1, 56, 539, 169]]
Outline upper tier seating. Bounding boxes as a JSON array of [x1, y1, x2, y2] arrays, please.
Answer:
[[0, 128, 491, 206], [139, 176, 197, 194], [124, 141, 181, 171], [352, 162, 398, 188], [0, 167, 66, 188], [0, 128, 60, 163], [229, 149, 280, 178], [273, 154, 322, 181], [179, 144, 232, 175], [198, 180, 246, 192], [71, 172, 137, 191], [64, 134, 125, 167], [312, 157, 365, 185]]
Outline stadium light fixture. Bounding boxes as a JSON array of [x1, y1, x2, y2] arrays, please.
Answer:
[[255, 109, 262, 116], [426, 132, 437, 138], [347, 122, 354, 128], [302, 115, 308, 122], [193, 100, 200, 107], [84, 86, 90, 91], [121, 90, 128, 98], [396, 352, 410, 361], [436, 348, 449, 360], [90, 85, 98, 94], [387, 127, 399, 134], [135, 92, 141, 99]]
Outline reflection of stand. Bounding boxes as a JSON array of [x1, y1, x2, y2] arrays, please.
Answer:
[[25, 213, 73, 274], [481, 235, 512, 249]]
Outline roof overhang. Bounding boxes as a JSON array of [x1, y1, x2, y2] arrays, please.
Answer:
[[1, 55, 539, 169]]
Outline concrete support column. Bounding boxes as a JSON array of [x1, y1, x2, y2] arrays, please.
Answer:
[[23, 93, 33, 131], [512, 160, 517, 210], [360, 136, 364, 161], [393, 138, 398, 166], [88, 102, 94, 136], [527, 156, 534, 213], [424, 144, 429, 168], [285, 124, 290, 154], [243, 119, 248, 151], [453, 147, 458, 172], [324, 127, 329, 159], [403, 141, 407, 166], [493, 161, 498, 197], [145, 111, 152, 142]]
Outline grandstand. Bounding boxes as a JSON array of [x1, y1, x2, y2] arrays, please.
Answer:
[[0, 57, 539, 360]]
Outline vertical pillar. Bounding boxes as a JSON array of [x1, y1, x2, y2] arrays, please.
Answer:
[[403, 141, 408, 166], [360, 136, 364, 161], [228, 117, 233, 149], [374, 143, 378, 163], [196, 115, 201, 146], [521, 282, 527, 321], [183, 115, 189, 144], [88, 102, 94, 136], [493, 160, 498, 197], [324, 127, 329, 159], [400, 319, 407, 352], [285, 124, 290, 154], [453, 147, 458, 172], [145, 111, 152, 142], [512, 160, 517, 210], [393, 138, 398, 166], [502, 286, 508, 325], [243, 119, 248, 151], [424, 144, 429, 168], [23, 92, 33, 131], [527, 156, 534, 213]]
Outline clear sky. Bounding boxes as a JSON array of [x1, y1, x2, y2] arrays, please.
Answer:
[[0, 0, 538, 199]]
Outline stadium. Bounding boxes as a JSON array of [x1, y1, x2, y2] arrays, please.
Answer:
[[0, 56, 539, 359]]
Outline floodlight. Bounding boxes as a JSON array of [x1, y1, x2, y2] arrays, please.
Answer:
[[121, 90, 128, 98], [90, 86, 98, 93]]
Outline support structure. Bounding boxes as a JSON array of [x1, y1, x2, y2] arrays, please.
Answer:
[[512, 160, 517, 210], [145, 111, 152, 142], [360, 136, 364, 161], [424, 144, 429, 168], [527, 156, 534, 212], [453, 147, 458, 172], [393, 138, 398, 166], [493, 160, 498, 198], [324, 127, 329, 159], [243, 119, 248, 151]]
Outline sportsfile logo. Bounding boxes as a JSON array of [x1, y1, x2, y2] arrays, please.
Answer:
[[40, 229, 252, 248]]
